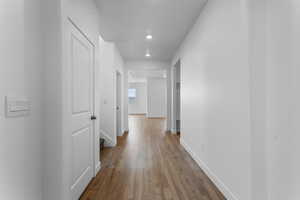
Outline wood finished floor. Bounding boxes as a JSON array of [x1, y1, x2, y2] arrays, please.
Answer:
[[80, 115, 226, 200]]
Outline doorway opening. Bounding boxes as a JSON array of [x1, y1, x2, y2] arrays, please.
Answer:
[[173, 60, 181, 135], [116, 71, 122, 137], [127, 69, 168, 133]]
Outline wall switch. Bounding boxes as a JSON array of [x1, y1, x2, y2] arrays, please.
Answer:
[[5, 96, 30, 118]]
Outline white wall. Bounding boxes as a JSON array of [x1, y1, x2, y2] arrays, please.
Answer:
[[265, 1, 300, 200], [113, 46, 126, 137], [173, 1, 300, 200], [248, 0, 268, 199], [172, 1, 251, 200], [128, 82, 147, 114], [42, 0, 63, 199], [0, 3, 25, 199], [147, 78, 167, 118], [99, 38, 125, 145], [99, 39, 115, 145], [125, 60, 170, 71], [248, 1, 300, 199], [24, 1, 43, 199], [0, 1, 43, 200]]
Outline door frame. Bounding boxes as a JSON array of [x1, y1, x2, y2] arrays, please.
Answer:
[[172, 59, 181, 134], [115, 70, 123, 139], [62, 18, 98, 200]]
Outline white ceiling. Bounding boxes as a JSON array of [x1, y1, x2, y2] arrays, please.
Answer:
[[96, 0, 207, 61], [128, 70, 166, 83]]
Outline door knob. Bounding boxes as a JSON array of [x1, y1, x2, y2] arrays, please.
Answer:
[[91, 115, 97, 120]]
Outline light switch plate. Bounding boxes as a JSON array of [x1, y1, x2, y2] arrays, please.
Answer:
[[5, 96, 30, 118]]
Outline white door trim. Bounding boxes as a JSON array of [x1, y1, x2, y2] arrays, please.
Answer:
[[115, 70, 123, 139]]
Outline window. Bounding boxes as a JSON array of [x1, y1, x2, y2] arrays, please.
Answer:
[[128, 88, 137, 98]]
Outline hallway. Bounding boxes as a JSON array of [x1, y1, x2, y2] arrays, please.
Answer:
[[80, 115, 225, 200], [3, 0, 300, 199]]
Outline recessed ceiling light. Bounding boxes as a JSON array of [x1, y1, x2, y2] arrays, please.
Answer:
[[145, 53, 151, 57], [146, 34, 153, 40]]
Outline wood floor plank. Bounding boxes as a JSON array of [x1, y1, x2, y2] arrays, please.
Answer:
[[80, 115, 226, 200]]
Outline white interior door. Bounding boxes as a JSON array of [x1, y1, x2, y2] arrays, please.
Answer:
[[116, 72, 122, 136], [67, 21, 95, 200]]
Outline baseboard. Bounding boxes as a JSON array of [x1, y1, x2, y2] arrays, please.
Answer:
[[166, 130, 178, 135], [100, 130, 116, 147], [118, 129, 129, 137], [95, 161, 101, 176], [147, 117, 166, 119], [180, 139, 239, 200], [171, 128, 177, 134], [128, 113, 146, 115]]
